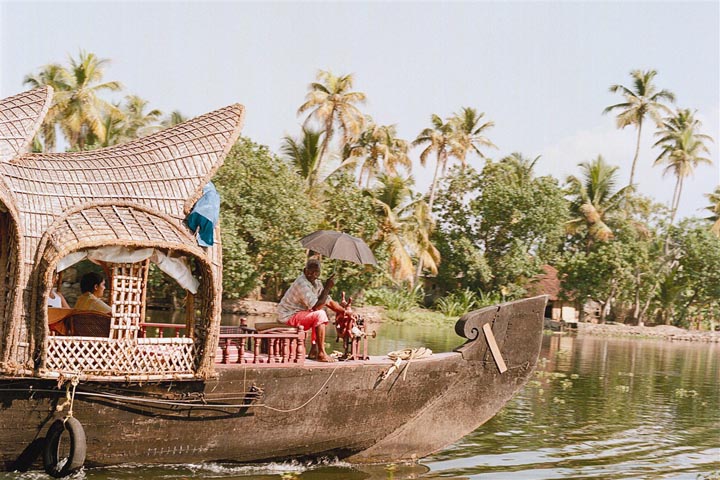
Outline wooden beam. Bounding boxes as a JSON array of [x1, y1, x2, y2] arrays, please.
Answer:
[[482, 323, 507, 373]]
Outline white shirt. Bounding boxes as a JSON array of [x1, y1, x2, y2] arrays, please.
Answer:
[[277, 273, 330, 323], [47, 288, 62, 308]]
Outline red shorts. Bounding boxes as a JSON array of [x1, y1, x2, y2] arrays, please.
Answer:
[[286, 309, 329, 331]]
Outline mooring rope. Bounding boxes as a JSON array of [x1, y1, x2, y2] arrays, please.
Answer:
[[55, 376, 79, 417], [0, 366, 340, 412], [258, 365, 339, 413], [382, 347, 433, 381]]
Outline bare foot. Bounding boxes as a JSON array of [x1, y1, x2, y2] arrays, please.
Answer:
[[308, 345, 318, 360], [317, 352, 336, 363]]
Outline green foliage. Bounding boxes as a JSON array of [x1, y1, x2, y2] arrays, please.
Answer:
[[474, 156, 568, 282], [383, 308, 451, 324], [318, 173, 386, 296], [432, 166, 492, 292], [433, 157, 568, 297], [363, 285, 424, 312], [281, 127, 324, 188], [557, 235, 640, 322], [565, 155, 633, 247], [215, 137, 321, 300], [434, 288, 479, 317], [668, 219, 720, 328], [146, 263, 188, 308], [366, 173, 438, 283]]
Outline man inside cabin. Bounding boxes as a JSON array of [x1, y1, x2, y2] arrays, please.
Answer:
[[74, 272, 112, 314], [278, 258, 349, 362]]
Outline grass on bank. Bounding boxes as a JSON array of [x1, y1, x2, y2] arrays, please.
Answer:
[[364, 286, 501, 325], [383, 308, 456, 325]]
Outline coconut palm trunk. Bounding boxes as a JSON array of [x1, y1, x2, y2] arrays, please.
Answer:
[[628, 120, 643, 188], [414, 150, 444, 283], [312, 115, 335, 186]]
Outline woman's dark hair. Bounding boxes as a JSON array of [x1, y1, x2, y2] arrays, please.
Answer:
[[80, 272, 105, 293]]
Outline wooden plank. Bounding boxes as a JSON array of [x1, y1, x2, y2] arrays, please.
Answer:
[[482, 323, 507, 373]]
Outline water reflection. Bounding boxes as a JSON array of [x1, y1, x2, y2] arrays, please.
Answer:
[[426, 334, 720, 479]]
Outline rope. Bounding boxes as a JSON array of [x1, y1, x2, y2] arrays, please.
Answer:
[[382, 347, 433, 381], [258, 366, 339, 413], [12, 386, 259, 409], [0, 367, 338, 412], [387, 347, 433, 361], [55, 376, 79, 417]]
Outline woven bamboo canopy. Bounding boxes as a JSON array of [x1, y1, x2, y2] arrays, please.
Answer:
[[0, 87, 244, 378]]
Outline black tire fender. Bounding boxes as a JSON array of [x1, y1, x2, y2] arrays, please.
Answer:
[[42, 417, 86, 478]]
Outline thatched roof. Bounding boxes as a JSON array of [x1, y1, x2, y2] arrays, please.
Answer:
[[0, 87, 52, 163], [526, 264, 561, 301], [0, 86, 244, 266], [41, 203, 204, 260]]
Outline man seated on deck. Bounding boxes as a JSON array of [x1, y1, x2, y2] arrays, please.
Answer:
[[277, 258, 349, 363], [74, 272, 112, 314]]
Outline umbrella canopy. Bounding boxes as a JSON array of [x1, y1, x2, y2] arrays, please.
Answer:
[[300, 230, 377, 265]]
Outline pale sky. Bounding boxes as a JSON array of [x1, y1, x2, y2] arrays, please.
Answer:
[[1, 1, 718, 220]]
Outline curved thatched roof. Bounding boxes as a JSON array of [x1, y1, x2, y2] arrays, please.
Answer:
[[44, 203, 201, 256], [0, 87, 52, 163], [0, 90, 243, 266]]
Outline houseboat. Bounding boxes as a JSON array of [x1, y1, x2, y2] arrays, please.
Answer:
[[0, 87, 547, 476]]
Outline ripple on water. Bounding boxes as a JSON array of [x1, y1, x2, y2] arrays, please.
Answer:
[[424, 336, 720, 479]]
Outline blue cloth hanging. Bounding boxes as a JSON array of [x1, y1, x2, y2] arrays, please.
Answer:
[[186, 182, 220, 247]]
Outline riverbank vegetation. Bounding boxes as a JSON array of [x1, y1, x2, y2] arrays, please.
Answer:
[[22, 51, 719, 330]]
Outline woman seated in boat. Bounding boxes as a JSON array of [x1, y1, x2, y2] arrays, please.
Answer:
[[48, 272, 70, 309], [48, 271, 71, 335], [74, 272, 112, 314], [277, 258, 349, 362]]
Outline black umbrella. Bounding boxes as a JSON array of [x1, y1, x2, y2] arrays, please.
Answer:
[[300, 230, 377, 265]]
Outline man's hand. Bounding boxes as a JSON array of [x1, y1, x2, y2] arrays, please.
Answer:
[[312, 274, 335, 311]]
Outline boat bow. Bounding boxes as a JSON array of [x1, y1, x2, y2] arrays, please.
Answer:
[[350, 295, 548, 463]]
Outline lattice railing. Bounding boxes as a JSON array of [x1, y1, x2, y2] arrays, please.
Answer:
[[46, 337, 194, 376], [217, 327, 306, 365], [110, 261, 148, 340]]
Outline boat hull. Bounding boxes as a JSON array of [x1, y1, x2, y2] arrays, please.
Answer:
[[0, 296, 546, 470]]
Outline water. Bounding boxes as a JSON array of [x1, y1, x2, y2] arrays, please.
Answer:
[[4, 315, 719, 479]]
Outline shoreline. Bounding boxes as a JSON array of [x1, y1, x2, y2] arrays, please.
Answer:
[[222, 299, 719, 343], [575, 322, 720, 343]]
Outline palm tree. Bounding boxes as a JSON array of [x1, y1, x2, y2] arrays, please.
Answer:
[[603, 69, 675, 188], [297, 70, 366, 182], [94, 106, 125, 148], [162, 110, 187, 128], [412, 108, 494, 281], [498, 152, 540, 186], [565, 155, 633, 247], [281, 127, 324, 187], [118, 95, 162, 140], [368, 174, 439, 284], [23, 63, 69, 151], [412, 114, 454, 214], [345, 123, 411, 187], [411, 114, 455, 283], [449, 107, 496, 169], [55, 51, 123, 150], [705, 187, 720, 236], [653, 109, 713, 225]]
